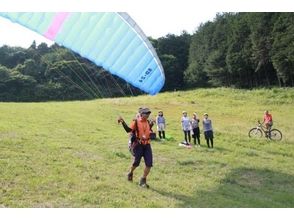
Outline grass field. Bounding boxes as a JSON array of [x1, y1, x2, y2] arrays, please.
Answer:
[[0, 88, 294, 207]]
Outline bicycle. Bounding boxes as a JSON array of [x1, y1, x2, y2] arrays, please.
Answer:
[[248, 120, 282, 141]]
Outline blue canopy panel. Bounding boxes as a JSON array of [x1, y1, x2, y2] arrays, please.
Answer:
[[0, 12, 165, 95]]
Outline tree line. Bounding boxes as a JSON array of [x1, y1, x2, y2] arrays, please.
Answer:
[[0, 12, 293, 101], [0, 42, 137, 101], [184, 12, 294, 88]]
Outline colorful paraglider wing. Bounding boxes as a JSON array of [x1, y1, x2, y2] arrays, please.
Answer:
[[0, 12, 165, 95]]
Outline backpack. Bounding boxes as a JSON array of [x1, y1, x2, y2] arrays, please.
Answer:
[[150, 132, 156, 140]]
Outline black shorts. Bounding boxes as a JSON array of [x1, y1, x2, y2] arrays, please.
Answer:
[[133, 144, 153, 167], [192, 127, 200, 137], [204, 130, 213, 139], [266, 122, 273, 127]]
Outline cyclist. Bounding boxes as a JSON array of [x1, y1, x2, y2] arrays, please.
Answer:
[[263, 110, 273, 135]]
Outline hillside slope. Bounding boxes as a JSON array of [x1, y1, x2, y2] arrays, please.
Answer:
[[0, 88, 293, 207]]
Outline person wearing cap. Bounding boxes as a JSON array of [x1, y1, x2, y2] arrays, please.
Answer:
[[156, 110, 166, 139], [202, 113, 214, 148], [118, 107, 154, 188], [181, 111, 192, 146], [191, 112, 201, 146]]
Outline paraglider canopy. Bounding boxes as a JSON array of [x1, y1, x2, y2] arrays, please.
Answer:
[[0, 12, 165, 95]]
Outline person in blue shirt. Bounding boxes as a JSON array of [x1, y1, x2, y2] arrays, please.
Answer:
[[156, 110, 166, 139], [202, 113, 213, 148]]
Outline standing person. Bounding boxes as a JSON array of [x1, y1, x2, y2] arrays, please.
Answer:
[[156, 110, 166, 140], [181, 111, 192, 146], [202, 113, 213, 148], [118, 107, 154, 188], [191, 112, 200, 146], [263, 110, 273, 135]]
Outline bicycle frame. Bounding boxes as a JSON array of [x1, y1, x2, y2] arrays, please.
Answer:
[[256, 121, 270, 135]]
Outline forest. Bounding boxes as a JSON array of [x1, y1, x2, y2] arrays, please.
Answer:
[[0, 12, 293, 101]]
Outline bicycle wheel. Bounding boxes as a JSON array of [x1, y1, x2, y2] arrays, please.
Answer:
[[248, 128, 263, 138], [269, 129, 282, 141]]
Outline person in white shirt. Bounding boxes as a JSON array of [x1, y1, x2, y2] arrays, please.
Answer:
[[181, 111, 192, 146]]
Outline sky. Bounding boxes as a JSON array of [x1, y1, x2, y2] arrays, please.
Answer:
[[0, 10, 217, 47], [1, 0, 293, 48]]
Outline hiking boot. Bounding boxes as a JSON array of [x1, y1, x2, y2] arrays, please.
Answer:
[[127, 172, 133, 181], [139, 177, 149, 188]]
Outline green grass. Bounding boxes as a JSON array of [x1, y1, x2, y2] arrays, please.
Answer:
[[0, 87, 294, 207]]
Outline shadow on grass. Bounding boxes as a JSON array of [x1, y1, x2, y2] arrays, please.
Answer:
[[151, 167, 294, 207]]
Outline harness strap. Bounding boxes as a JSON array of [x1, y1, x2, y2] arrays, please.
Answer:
[[133, 119, 151, 144]]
